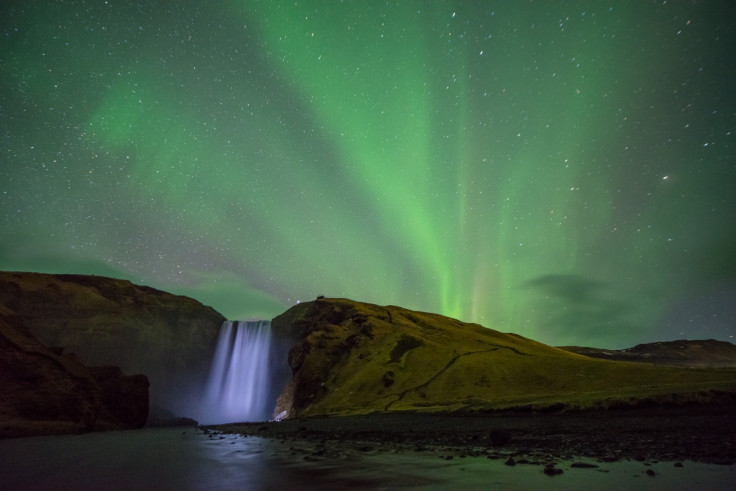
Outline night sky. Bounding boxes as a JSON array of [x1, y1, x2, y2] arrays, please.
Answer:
[[2, 1, 734, 348]]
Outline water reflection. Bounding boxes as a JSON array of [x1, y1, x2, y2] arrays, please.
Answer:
[[0, 428, 733, 490]]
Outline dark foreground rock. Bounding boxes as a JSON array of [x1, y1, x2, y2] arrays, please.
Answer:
[[0, 312, 149, 438], [210, 402, 736, 466], [0, 271, 225, 415], [146, 405, 199, 427]]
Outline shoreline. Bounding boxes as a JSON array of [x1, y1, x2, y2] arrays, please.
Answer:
[[2, 427, 734, 489], [206, 403, 736, 467]]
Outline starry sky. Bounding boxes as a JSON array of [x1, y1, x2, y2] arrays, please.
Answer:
[[1, 1, 735, 349]]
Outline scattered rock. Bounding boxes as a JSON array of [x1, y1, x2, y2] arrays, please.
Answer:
[[543, 464, 563, 476], [571, 462, 599, 468], [489, 430, 512, 445], [207, 406, 736, 466], [382, 371, 395, 387]]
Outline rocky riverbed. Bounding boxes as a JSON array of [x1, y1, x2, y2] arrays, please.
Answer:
[[208, 403, 736, 472], [5, 426, 734, 489]]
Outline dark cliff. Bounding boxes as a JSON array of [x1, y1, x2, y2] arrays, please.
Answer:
[[0, 271, 225, 417], [0, 311, 149, 438]]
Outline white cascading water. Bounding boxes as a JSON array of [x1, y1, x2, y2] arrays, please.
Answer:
[[200, 320, 273, 424]]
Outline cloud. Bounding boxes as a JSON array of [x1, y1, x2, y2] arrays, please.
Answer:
[[524, 274, 639, 348], [0, 238, 131, 280], [0, 238, 288, 321], [524, 274, 607, 306]]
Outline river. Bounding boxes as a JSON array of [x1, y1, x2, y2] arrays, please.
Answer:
[[0, 427, 733, 489]]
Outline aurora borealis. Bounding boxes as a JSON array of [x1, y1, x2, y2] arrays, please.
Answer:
[[1, 1, 734, 348]]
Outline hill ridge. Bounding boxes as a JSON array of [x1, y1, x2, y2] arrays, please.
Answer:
[[270, 297, 736, 418]]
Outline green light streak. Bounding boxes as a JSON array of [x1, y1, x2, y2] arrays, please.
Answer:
[[2, 1, 734, 347], [240, 2, 481, 318]]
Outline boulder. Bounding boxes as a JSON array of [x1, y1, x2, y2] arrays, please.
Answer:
[[0, 271, 225, 417], [0, 312, 148, 438]]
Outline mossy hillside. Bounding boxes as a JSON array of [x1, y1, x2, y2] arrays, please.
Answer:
[[275, 298, 736, 417]]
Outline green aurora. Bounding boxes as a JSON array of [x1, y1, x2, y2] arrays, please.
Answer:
[[1, 1, 734, 348]]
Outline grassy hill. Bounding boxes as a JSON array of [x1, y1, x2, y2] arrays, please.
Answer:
[[271, 298, 736, 418]]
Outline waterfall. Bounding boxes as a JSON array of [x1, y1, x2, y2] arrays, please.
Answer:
[[200, 320, 273, 424]]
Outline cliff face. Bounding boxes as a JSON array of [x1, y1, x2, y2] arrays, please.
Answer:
[[0, 272, 225, 416], [0, 311, 149, 438], [271, 298, 736, 418]]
